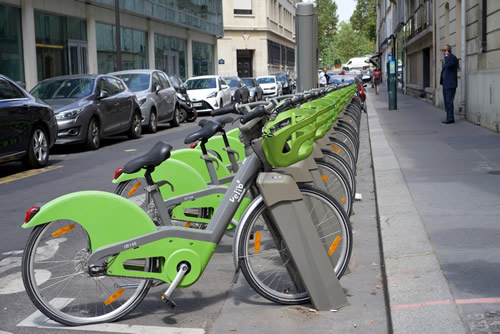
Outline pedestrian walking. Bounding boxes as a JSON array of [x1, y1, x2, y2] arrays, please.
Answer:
[[440, 44, 458, 124], [372, 67, 382, 95]]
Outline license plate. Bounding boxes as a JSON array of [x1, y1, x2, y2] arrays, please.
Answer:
[[193, 102, 202, 107]]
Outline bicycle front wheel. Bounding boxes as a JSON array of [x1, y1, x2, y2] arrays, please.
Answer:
[[22, 220, 153, 326], [236, 185, 352, 305]]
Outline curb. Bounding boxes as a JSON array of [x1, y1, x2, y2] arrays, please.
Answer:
[[365, 93, 466, 334]]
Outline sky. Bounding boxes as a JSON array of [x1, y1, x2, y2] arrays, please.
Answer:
[[335, 0, 357, 23]]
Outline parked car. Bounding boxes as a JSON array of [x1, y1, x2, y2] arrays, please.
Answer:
[[345, 70, 363, 81], [342, 57, 371, 71], [241, 78, 263, 102], [327, 75, 357, 86], [109, 69, 179, 132], [30, 74, 142, 150], [276, 72, 292, 95], [256, 76, 282, 97], [169, 74, 197, 123], [0, 75, 57, 168], [184, 75, 231, 115], [223, 76, 250, 104]]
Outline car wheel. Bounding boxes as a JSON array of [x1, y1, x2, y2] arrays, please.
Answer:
[[86, 117, 101, 150], [178, 107, 187, 123], [128, 111, 142, 139], [220, 99, 223, 108], [169, 105, 180, 127], [147, 109, 157, 133], [186, 109, 198, 122], [21, 125, 49, 168]]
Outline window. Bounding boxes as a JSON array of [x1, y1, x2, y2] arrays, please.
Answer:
[[192, 41, 214, 76], [152, 72, 162, 90], [0, 5, 24, 83], [158, 72, 171, 88], [0, 78, 25, 99], [233, 0, 252, 15], [154, 34, 187, 79], [105, 77, 123, 95], [96, 23, 148, 73]]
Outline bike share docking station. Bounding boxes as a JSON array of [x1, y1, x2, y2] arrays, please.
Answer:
[[256, 171, 349, 310]]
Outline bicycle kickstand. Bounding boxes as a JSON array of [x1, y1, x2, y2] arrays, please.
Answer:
[[161, 262, 190, 308]]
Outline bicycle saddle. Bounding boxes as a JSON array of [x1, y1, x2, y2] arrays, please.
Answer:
[[184, 119, 223, 144], [123, 141, 173, 173]]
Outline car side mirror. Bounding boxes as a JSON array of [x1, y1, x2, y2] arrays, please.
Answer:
[[155, 85, 161, 94], [363, 83, 367, 87], [98, 90, 109, 99], [221, 84, 228, 90]]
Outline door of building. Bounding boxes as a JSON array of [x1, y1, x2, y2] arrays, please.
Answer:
[[67, 40, 88, 75], [164, 51, 180, 76], [423, 47, 430, 88], [237, 50, 253, 78]]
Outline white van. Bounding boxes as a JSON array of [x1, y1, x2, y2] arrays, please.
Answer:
[[343, 57, 371, 71]]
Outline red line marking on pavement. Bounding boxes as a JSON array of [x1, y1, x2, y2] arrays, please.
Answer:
[[392, 298, 500, 310], [388, 274, 415, 280]]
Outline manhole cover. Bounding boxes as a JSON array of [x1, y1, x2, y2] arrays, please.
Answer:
[[487, 170, 500, 175], [393, 130, 438, 136]]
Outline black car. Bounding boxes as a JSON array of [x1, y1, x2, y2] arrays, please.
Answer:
[[30, 75, 142, 150], [0, 75, 57, 168], [276, 72, 292, 95], [222, 76, 250, 103], [241, 78, 263, 102]]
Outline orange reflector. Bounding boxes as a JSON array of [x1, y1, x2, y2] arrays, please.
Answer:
[[341, 197, 345, 203], [328, 236, 342, 256], [254, 231, 261, 253], [127, 182, 142, 196], [52, 224, 75, 238], [331, 145, 340, 153], [345, 117, 351, 122], [184, 222, 191, 228], [104, 288, 125, 306], [321, 175, 329, 181]]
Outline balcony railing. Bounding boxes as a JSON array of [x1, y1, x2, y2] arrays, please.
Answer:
[[403, 0, 432, 43]]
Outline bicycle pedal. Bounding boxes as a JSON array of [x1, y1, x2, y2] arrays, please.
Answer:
[[161, 294, 176, 308]]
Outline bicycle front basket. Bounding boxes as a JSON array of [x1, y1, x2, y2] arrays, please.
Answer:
[[262, 108, 316, 167]]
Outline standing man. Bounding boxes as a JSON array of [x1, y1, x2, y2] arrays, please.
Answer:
[[440, 45, 459, 124], [318, 68, 329, 87]]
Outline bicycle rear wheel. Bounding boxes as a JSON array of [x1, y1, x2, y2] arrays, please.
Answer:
[[22, 220, 153, 326], [236, 185, 352, 304], [315, 160, 352, 216]]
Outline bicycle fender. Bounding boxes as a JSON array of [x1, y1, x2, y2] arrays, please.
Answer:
[[113, 159, 208, 197], [22, 191, 156, 251]]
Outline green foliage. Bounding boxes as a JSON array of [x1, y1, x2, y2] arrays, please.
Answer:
[[350, 0, 377, 42], [325, 22, 375, 67], [317, 0, 338, 68]]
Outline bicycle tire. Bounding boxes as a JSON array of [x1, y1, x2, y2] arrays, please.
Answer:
[[316, 151, 356, 197], [22, 220, 153, 326], [315, 160, 352, 216], [323, 138, 356, 172], [236, 185, 352, 305], [331, 127, 358, 163]]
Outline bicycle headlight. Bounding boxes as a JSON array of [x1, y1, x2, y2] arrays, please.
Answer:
[[56, 108, 84, 120], [207, 91, 217, 98]]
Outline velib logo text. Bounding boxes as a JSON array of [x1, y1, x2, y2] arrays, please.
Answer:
[[230, 180, 245, 203]]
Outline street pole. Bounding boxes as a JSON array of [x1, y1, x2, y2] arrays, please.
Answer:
[[295, 2, 318, 92], [115, 0, 122, 71]]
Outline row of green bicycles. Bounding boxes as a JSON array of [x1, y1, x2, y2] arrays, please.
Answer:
[[20, 83, 365, 326]]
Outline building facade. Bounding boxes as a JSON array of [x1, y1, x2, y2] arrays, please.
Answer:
[[377, 0, 500, 132], [217, 0, 299, 78], [0, 0, 223, 90]]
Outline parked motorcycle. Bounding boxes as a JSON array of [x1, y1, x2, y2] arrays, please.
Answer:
[[170, 75, 197, 123]]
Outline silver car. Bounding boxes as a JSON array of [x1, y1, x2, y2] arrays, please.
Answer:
[[109, 70, 179, 133]]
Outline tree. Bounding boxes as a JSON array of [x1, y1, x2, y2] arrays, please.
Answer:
[[350, 0, 377, 42], [328, 22, 375, 65], [316, 0, 339, 68]]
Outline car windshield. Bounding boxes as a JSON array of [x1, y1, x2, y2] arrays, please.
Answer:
[[328, 76, 355, 84], [257, 77, 275, 84], [114, 73, 150, 92], [185, 78, 217, 90], [31, 78, 94, 99], [276, 74, 286, 81], [242, 79, 255, 87], [223, 78, 239, 88], [169, 75, 182, 88]]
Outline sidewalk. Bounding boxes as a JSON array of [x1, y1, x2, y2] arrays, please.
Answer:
[[367, 85, 500, 333]]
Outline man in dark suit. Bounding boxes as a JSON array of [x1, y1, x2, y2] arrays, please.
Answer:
[[440, 45, 459, 124]]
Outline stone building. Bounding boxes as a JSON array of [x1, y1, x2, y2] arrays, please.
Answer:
[[217, 0, 299, 78], [377, 0, 500, 132]]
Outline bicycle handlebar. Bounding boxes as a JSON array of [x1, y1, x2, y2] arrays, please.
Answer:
[[210, 103, 237, 116]]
